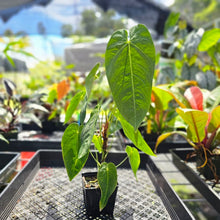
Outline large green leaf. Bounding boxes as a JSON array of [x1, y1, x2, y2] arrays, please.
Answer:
[[208, 105, 220, 132], [117, 112, 155, 156], [64, 90, 86, 124], [126, 146, 140, 179], [78, 106, 100, 158], [176, 108, 208, 143], [105, 24, 155, 130], [61, 123, 89, 180], [98, 162, 117, 211], [198, 28, 220, 51]]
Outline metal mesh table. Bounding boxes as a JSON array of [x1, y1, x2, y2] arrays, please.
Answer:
[[0, 150, 193, 220], [8, 168, 170, 220]]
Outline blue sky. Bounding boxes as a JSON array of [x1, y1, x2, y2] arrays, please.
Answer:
[[0, 0, 95, 35], [0, 0, 174, 36]]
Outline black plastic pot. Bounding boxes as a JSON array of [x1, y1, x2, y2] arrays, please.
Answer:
[[170, 148, 220, 214], [82, 172, 118, 217], [0, 150, 194, 219]]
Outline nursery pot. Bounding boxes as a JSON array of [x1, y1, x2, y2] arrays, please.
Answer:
[[196, 154, 220, 180], [82, 172, 118, 217]]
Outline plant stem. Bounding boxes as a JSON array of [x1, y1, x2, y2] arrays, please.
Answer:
[[90, 152, 101, 167], [116, 156, 128, 168], [101, 117, 109, 163]]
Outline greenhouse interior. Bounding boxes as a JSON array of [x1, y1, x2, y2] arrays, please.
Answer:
[[0, 0, 220, 219]]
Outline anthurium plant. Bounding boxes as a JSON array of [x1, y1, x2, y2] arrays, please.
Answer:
[[61, 24, 156, 212], [156, 86, 220, 183]]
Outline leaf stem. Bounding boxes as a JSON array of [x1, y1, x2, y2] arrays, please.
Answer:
[[90, 152, 101, 167], [116, 156, 128, 168]]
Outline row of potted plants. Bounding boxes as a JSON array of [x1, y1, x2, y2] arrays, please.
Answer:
[[0, 16, 220, 217]]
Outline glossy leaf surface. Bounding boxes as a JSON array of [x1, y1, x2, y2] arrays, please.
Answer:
[[105, 24, 155, 130], [61, 123, 88, 180], [64, 90, 86, 124], [126, 146, 140, 178], [198, 28, 220, 51], [117, 112, 155, 156], [155, 131, 193, 152], [176, 108, 208, 143], [151, 87, 173, 110], [98, 162, 117, 211], [78, 106, 100, 158], [184, 86, 203, 110], [92, 135, 102, 153], [208, 105, 220, 132], [85, 63, 100, 98]]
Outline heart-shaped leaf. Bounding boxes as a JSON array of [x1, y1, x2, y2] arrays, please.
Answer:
[[98, 162, 117, 211], [61, 123, 88, 180], [105, 24, 155, 130]]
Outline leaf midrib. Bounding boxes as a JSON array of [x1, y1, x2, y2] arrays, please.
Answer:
[[128, 41, 137, 129]]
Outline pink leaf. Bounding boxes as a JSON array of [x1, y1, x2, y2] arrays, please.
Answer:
[[184, 86, 203, 110]]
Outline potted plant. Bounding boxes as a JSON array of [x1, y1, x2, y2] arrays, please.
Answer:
[[139, 85, 177, 141], [0, 78, 48, 140], [156, 86, 220, 185], [61, 24, 156, 217], [162, 12, 219, 91]]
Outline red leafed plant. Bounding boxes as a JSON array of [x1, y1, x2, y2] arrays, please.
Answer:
[[156, 86, 220, 184]]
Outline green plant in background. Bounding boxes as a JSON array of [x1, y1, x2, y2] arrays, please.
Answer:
[[162, 12, 220, 90], [156, 86, 220, 184], [0, 36, 35, 67], [0, 78, 48, 139], [142, 86, 177, 136], [61, 24, 156, 211], [41, 78, 73, 123], [25, 61, 75, 92], [142, 80, 199, 138]]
